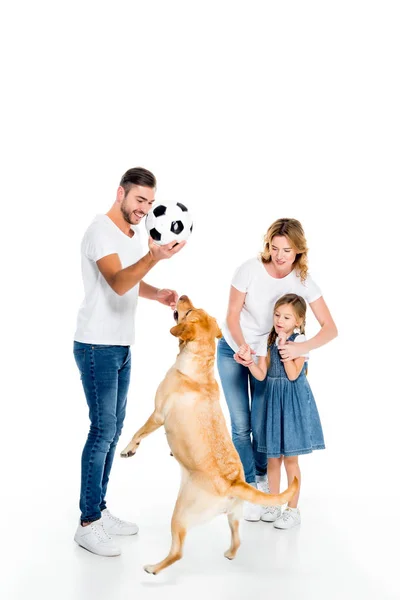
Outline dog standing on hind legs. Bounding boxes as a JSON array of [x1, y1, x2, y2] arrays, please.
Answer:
[[121, 295, 298, 575]]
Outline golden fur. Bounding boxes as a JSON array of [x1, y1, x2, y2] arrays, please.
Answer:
[[121, 295, 298, 574]]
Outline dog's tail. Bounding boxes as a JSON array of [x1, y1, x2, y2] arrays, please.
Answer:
[[230, 477, 298, 506]]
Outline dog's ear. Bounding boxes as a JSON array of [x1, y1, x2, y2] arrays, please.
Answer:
[[170, 322, 195, 341]]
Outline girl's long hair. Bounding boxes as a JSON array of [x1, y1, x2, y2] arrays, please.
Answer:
[[260, 218, 309, 283]]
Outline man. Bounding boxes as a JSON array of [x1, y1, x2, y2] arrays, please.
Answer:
[[73, 167, 184, 556]]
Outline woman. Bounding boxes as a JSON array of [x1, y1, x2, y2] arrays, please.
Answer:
[[217, 218, 337, 521]]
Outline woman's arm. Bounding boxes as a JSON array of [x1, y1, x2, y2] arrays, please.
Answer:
[[279, 297, 338, 362], [226, 286, 247, 347]]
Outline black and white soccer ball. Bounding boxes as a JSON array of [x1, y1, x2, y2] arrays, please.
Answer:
[[145, 201, 193, 246]]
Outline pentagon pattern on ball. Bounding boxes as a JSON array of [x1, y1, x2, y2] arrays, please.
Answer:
[[145, 201, 194, 246], [153, 204, 167, 218]]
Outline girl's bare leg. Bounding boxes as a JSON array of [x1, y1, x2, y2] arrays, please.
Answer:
[[283, 456, 301, 508], [267, 457, 283, 494]]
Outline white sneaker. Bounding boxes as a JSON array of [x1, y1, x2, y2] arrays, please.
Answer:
[[101, 509, 139, 536], [74, 520, 121, 556], [261, 505, 282, 522], [243, 501, 261, 522], [273, 507, 301, 530], [256, 477, 270, 494]]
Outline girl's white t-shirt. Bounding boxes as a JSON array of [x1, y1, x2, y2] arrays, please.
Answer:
[[221, 257, 322, 355], [74, 214, 143, 346]]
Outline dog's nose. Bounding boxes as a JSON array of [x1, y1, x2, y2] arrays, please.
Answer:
[[173, 310, 178, 322]]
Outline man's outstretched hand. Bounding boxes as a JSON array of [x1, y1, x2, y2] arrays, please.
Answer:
[[156, 288, 179, 309]]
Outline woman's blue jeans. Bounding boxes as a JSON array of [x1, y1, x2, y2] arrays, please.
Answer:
[[217, 337, 267, 483], [73, 342, 131, 523]]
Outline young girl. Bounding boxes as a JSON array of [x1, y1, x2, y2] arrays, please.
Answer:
[[237, 293, 325, 529]]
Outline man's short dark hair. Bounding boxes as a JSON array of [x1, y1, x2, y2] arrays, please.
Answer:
[[119, 167, 157, 194]]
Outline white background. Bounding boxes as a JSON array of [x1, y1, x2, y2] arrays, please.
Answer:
[[1, 1, 399, 599]]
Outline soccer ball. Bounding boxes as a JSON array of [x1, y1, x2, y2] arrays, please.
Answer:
[[145, 201, 193, 246]]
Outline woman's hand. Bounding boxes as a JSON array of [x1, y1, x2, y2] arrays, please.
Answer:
[[237, 343, 252, 362], [279, 341, 305, 362], [234, 346, 256, 367]]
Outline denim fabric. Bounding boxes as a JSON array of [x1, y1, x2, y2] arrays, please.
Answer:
[[253, 333, 325, 457], [73, 341, 131, 523], [217, 337, 267, 483]]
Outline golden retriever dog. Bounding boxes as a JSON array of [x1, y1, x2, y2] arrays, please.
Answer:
[[121, 295, 298, 575]]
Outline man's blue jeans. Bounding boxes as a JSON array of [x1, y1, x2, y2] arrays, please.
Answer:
[[73, 342, 131, 523], [217, 337, 267, 483]]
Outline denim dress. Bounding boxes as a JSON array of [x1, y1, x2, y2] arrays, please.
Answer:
[[254, 333, 325, 458]]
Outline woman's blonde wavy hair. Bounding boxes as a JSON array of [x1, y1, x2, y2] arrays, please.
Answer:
[[260, 218, 309, 282]]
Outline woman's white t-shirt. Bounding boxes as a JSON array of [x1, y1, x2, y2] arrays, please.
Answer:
[[74, 214, 143, 346], [221, 257, 322, 355]]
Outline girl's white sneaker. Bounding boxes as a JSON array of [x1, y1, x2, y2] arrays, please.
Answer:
[[273, 507, 301, 529]]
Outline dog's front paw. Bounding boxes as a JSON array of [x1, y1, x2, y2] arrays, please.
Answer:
[[144, 564, 157, 575], [120, 441, 140, 458]]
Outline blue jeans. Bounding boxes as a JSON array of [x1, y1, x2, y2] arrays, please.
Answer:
[[73, 342, 131, 523], [217, 337, 267, 483]]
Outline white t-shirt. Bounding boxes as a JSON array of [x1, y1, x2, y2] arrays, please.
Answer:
[[74, 214, 143, 345], [221, 257, 322, 354]]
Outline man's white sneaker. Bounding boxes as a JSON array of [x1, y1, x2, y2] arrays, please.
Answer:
[[243, 501, 262, 522], [273, 507, 301, 529], [261, 505, 282, 522], [74, 520, 121, 556], [101, 509, 139, 536]]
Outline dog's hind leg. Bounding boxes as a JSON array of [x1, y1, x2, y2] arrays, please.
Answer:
[[120, 410, 164, 458], [144, 518, 187, 575], [224, 502, 242, 560], [144, 480, 215, 575]]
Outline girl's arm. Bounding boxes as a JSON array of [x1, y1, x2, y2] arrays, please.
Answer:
[[283, 357, 306, 381], [248, 355, 268, 381], [237, 344, 268, 381], [280, 297, 338, 361]]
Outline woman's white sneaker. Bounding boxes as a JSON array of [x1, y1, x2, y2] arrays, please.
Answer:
[[74, 520, 121, 556], [273, 507, 301, 529], [101, 509, 139, 535], [261, 505, 282, 522]]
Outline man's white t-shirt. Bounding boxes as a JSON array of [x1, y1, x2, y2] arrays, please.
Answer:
[[74, 215, 143, 346], [221, 257, 322, 354]]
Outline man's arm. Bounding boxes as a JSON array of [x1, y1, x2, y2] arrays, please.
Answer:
[[139, 281, 178, 308], [97, 253, 157, 296], [96, 238, 185, 296], [139, 280, 159, 300]]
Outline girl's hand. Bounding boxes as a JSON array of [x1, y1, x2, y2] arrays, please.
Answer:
[[279, 341, 304, 362], [238, 343, 252, 361], [277, 331, 288, 347], [234, 347, 256, 367]]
